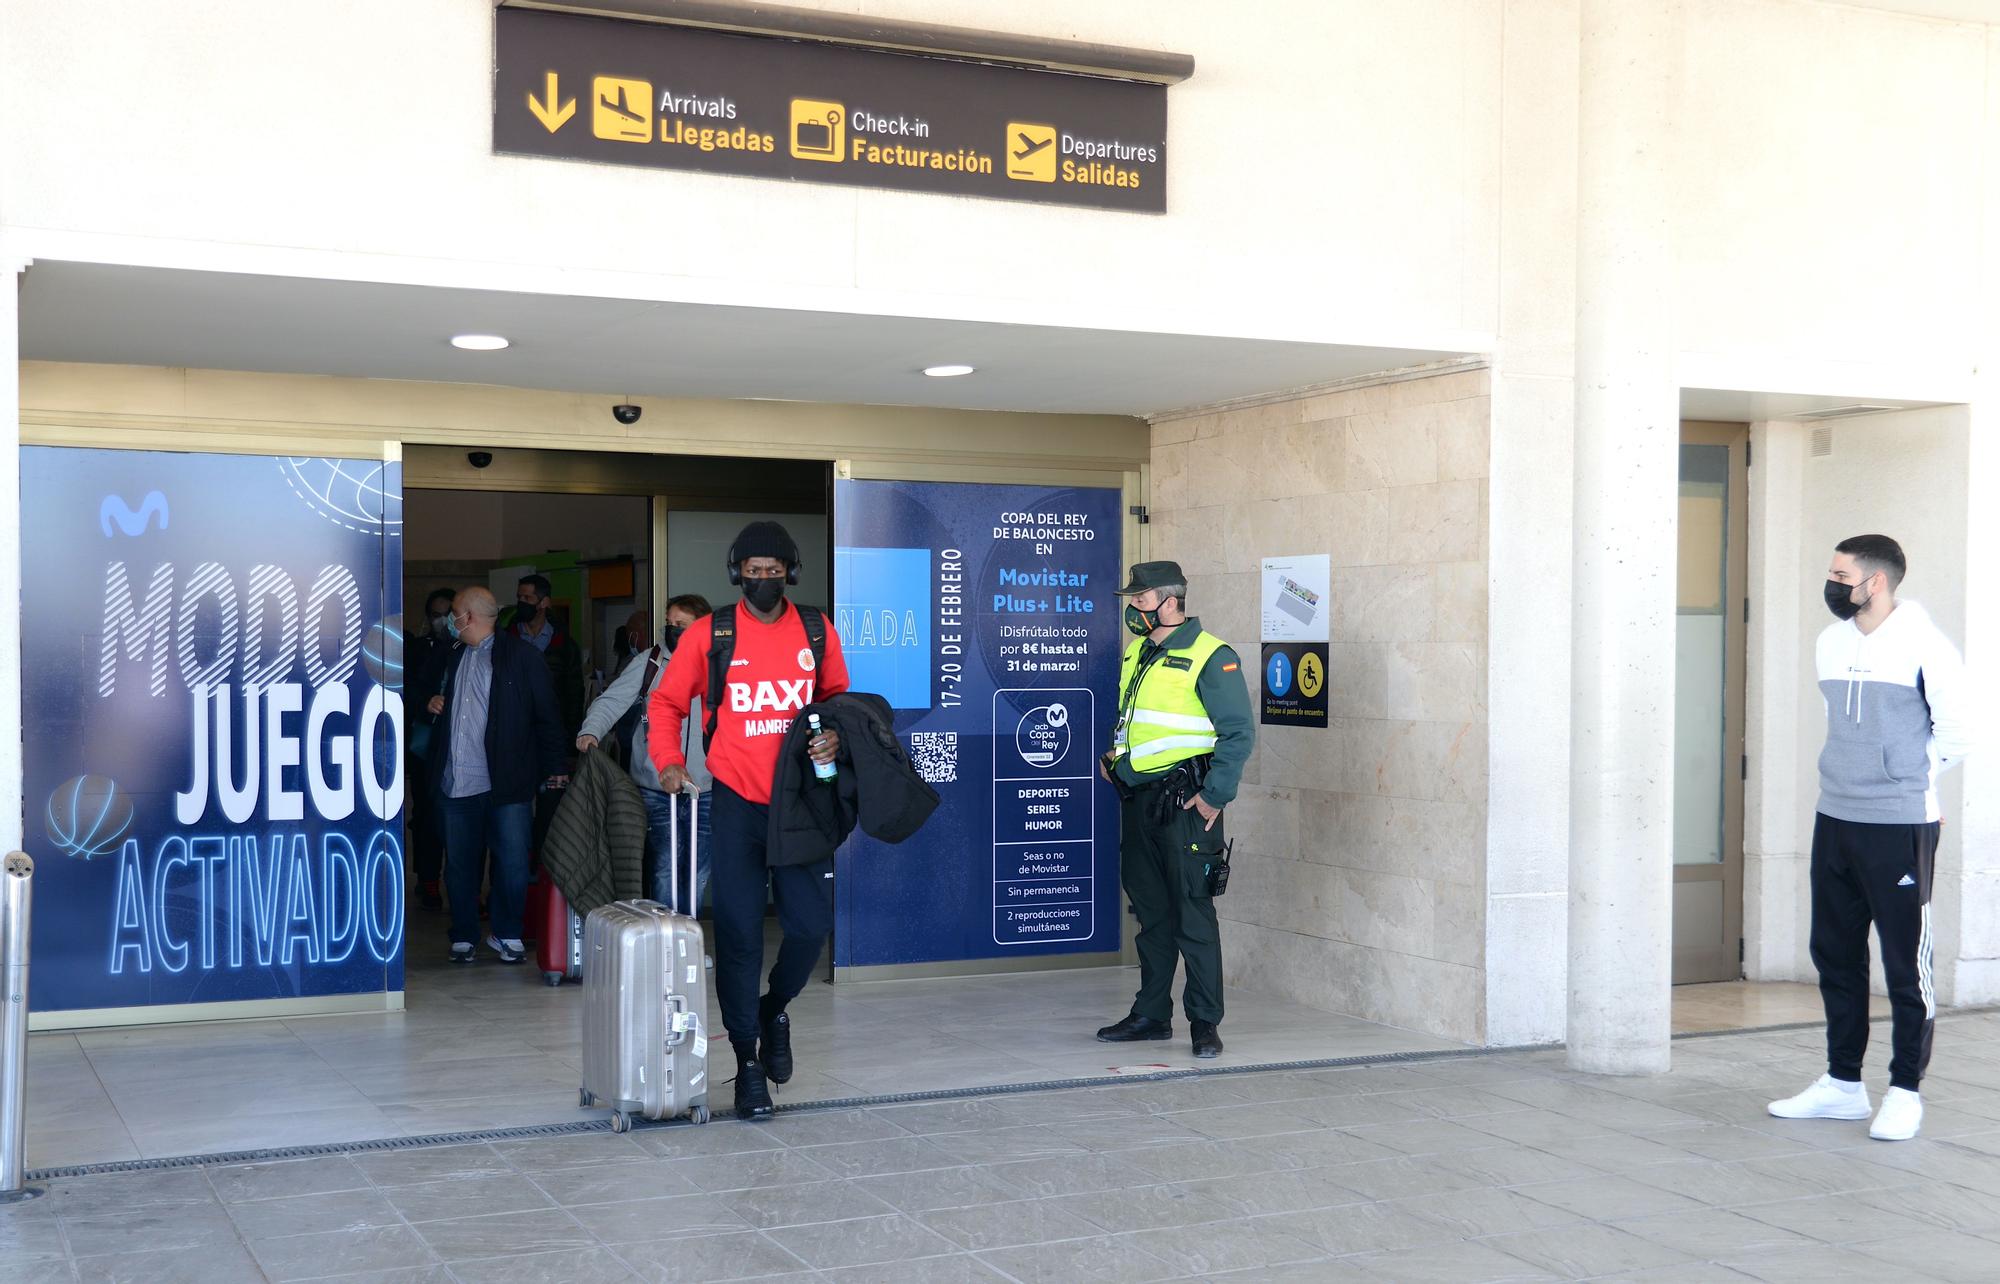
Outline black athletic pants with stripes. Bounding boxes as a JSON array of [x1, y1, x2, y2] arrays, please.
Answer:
[[1810, 813, 1938, 1092]]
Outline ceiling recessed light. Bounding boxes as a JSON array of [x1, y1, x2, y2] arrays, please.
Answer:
[[923, 364, 975, 378], [450, 334, 510, 351]]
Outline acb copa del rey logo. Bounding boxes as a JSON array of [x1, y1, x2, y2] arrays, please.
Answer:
[[73, 552, 408, 978]]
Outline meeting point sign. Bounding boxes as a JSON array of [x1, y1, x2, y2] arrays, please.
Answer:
[[493, 9, 1168, 213]]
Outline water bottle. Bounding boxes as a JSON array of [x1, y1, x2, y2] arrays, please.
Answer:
[[808, 713, 837, 783]]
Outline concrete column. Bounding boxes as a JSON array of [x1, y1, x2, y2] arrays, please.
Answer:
[[0, 247, 21, 856], [1567, 0, 1680, 1075]]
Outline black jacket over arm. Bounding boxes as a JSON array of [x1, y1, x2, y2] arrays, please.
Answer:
[[426, 631, 568, 806], [767, 692, 940, 867]]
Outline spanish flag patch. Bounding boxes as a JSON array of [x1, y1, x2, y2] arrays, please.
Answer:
[[1221, 662, 1239, 672]]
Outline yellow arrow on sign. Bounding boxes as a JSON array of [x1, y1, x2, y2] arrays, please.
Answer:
[[527, 72, 576, 133]]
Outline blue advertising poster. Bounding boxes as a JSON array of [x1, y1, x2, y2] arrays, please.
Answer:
[[19, 448, 406, 1013], [833, 480, 1122, 966]]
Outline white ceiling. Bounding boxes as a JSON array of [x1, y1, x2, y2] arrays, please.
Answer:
[[18, 262, 1466, 418], [1677, 388, 1943, 421]]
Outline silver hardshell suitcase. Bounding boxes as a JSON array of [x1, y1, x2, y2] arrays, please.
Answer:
[[579, 784, 710, 1130]]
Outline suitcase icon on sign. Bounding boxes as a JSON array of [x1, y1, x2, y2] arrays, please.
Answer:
[[791, 99, 845, 162]]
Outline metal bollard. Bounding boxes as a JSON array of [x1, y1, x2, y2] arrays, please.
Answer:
[[0, 854, 38, 1202]]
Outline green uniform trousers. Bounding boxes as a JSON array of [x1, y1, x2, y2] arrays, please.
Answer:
[[1119, 786, 1224, 1025]]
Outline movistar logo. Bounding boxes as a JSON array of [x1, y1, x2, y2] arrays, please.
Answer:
[[100, 492, 169, 538]]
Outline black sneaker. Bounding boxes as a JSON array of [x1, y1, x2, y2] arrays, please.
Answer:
[[1191, 1021, 1223, 1060], [1096, 1014, 1172, 1043], [449, 942, 475, 965], [734, 1060, 776, 1121], [761, 1011, 794, 1085], [486, 935, 524, 964]]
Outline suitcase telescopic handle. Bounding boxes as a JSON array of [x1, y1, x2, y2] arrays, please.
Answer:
[[669, 780, 700, 917]]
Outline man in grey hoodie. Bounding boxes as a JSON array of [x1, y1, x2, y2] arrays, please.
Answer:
[[1769, 535, 1976, 1141], [577, 594, 713, 913]]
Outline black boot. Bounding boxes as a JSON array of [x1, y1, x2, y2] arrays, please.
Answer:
[[734, 1059, 775, 1120], [1191, 1021, 1223, 1059], [1096, 1014, 1172, 1043], [759, 997, 794, 1086]]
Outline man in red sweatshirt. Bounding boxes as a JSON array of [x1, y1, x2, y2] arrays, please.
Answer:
[[649, 521, 847, 1119]]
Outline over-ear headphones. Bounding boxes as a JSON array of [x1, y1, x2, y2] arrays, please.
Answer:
[[726, 523, 802, 587]]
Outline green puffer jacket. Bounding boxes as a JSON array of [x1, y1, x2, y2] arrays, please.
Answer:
[[541, 747, 646, 914]]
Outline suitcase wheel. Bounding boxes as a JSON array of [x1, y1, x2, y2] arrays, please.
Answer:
[[541, 971, 564, 987], [689, 1105, 710, 1126], [579, 1088, 593, 1109], [610, 1110, 632, 1134]]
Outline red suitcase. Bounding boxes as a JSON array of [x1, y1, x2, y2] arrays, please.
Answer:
[[536, 871, 583, 986]]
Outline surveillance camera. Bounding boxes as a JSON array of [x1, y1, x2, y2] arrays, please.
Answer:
[[612, 403, 642, 425], [467, 451, 493, 469]]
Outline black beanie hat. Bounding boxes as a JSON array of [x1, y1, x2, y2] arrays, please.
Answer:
[[730, 520, 799, 570]]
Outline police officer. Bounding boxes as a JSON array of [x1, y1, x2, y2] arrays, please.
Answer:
[[1096, 561, 1255, 1059]]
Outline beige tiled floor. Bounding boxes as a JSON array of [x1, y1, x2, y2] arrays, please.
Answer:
[[22, 916, 1462, 1171], [1672, 979, 1889, 1035]]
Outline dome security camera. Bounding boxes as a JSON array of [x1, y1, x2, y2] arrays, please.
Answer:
[[612, 403, 643, 425], [467, 451, 493, 469]]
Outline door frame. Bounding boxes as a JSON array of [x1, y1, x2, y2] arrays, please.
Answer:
[[1674, 421, 1749, 984]]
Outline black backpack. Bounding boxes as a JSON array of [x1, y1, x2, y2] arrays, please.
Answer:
[[704, 603, 828, 750]]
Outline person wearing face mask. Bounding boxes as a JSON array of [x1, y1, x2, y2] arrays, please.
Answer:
[[1096, 561, 1254, 1060], [509, 574, 587, 745], [404, 587, 460, 912], [577, 594, 714, 912], [647, 521, 849, 1120], [1769, 535, 1977, 1142]]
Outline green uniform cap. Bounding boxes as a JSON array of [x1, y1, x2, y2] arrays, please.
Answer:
[[1117, 561, 1187, 596]]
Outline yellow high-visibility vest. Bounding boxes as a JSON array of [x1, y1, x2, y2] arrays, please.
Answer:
[[1115, 631, 1227, 775]]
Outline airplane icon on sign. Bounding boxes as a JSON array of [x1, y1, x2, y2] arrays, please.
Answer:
[[600, 84, 645, 124], [591, 76, 653, 142], [1013, 131, 1053, 161]]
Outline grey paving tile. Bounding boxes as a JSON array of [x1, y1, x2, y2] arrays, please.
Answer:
[[1340, 1117, 1512, 1156], [247, 1224, 438, 1282], [847, 1166, 1020, 1214], [917, 1125, 1090, 1167], [1348, 1239, 1562, 1283], [1852, 1178, 2000, 1234], [385, 1171, 555, 1223], [1422, 1142, 1600, 1189], [1515, 1172, 1709, 1221], [974, 1233, 1177, 1284], [862, 1100, 1014, 1137], [489, 1133, 653, 1172], [1615, 1205, 1819, 1259], [1518, 1125, 1698, 1171], [716, 1178, 897, 1230], [1849, 1229, 2000, 1283], [1313, 1155, 1487, 1202], [761, 1110, 915, 1148], [1737, 1190, 1939, 1244], [351, 1143, 511, 1187], [1483, 1222, 1696, 1277], [617, 1229, 811, 1282], [1114, 1138, 1292, 1182], [1267, 1201, 1447, 1256], [1241, 1127, 1404, 1170], [70, 1240, 263, 1284], [1163, 1102, 1324, 1141], [446, 1249, 638, 1284], [1393, 1185, 1585, 1237], [917, 1196, 1103, 1251], [38, 1169, 213, 1216], [629, 1123, 787, 1160], [816, 1255, 1009, 1284], [57, 1202, 237, 1259], [1642, 1122, 1817, 1162], [408, 1207, 594, 1261], [1050, 1112, 1210, 1152], [208, 1154, 372, 1203], [0, 1214, 66, 1267], [530, 1159, 702, 1207], [785, 1137, 960, 1181], [1724, 1242, 1948, 1283], [1624, 1157, 1827, 1207], [668, 1149, 839, 1193], [224, 1185, 404, 1240], [764, 1213, 959, 1270], [563, 1192, 747, 1244], [0, 1263, 76, 1284], [1139, 1217, 1326, 1274], [982, 1152, 1159, 1199]]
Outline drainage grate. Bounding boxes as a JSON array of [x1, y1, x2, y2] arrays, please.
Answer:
[[29, 1007, 1970, 1182]]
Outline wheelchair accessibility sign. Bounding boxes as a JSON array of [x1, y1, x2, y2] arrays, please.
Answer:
[[1261, 642, 1329, 727]]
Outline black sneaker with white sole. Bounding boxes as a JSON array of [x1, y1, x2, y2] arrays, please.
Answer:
[[486, 935, 524, 964], [449, 942, 475, 965]]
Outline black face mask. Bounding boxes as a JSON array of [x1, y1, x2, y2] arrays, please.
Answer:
[[663, 624, 686, 651], [516, 600, 541, 627], [743, 579, 786, 613], [1124, 602, 1161, 637], [1824, 578, 1868, 621]]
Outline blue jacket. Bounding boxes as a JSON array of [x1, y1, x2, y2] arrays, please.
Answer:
[[427, 630, 568, 806]]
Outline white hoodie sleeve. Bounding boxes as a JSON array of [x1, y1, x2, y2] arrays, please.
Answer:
[[578, 650, 651, 741], [1922, 625, 1977, 771]]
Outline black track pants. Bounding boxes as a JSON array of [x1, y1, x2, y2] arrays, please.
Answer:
[[1809, 813, 1938, 1092]]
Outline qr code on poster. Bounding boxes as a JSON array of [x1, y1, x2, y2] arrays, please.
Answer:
[[908, 732, 958, 784]]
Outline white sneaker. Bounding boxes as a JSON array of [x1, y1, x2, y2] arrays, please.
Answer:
[[1870, 1087, 1923, 1141], [487, 935, 525, 964], [1768, 1074, 1872, 1120]]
